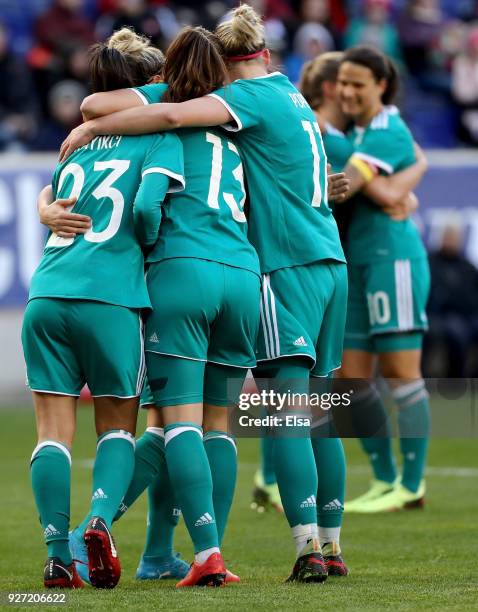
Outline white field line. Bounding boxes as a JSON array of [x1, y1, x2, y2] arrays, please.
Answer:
[[76, 459, 478, 477]]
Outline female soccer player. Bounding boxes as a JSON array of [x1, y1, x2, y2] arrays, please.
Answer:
[[316, 46, 431, 513], [53, 26, 262, 588], [23, 29, 185, 589], [296, 50, 428, 555], [61, 5, 349, 583]]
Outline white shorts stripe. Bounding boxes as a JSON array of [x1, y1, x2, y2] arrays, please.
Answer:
[[395, 260, 413, 331], [265, 275, 281, 358], [262, 276, 276, 359], [136, 314, 146, 396], [259, 294, 271, 360]]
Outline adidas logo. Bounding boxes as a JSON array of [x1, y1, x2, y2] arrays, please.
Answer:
[[300, 495, 317, 508], [194, 512, 215, 527], [44, 524, 60, 537], [293, 336, 308, 347], [149, 332, 159, 343], [92, 488, 108, 500], [322, 498, 343, 511]]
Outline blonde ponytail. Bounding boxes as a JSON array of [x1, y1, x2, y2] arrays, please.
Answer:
[[89, 27, 164, 92], [216, 4, 265, 57]]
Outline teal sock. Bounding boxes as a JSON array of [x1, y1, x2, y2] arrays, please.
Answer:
[[312, 437, 345, 532], [260, 434, 276, 485], [393, 381, 430, 493], [204, 431, 237, 545], [31, 442, 72, 565], [351, 385, 397, 484], [89, 430, 136, 528], [259, 359, 318, 529], [143, 472, 181, 561], [113, 428, 165, 522], [164, 423, 219, 553]]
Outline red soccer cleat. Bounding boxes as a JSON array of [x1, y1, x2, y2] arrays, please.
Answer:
[[225, 568, 241, 583], [43, 557, 84, 589], [176, 552, 226, 587], [286, 551, 328, 583], [84, 517, 121, 589]]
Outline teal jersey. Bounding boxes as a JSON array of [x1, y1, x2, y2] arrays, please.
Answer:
[[29, 132, 184, 308], [322, 122, 355, 244], [133, 84, 260, 276], [346, 107, 427, 264], [209, 72, 345, 273], [322, 122, 354, 174]]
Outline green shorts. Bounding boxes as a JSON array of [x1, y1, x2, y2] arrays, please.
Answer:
[[256, 261, 348, 377], [22, 298, 145, 397], [144, 258, 260, 368], [140, 358, 248, 408], [344, 257, 430, 353]]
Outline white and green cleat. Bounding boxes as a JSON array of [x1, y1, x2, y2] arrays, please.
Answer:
[[344, 478, 398, 513], [348, 481, 426, 513], [250, 470, 284, 513]]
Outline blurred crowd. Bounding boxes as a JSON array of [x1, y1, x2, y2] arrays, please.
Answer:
[[1, 0, 478, 151]]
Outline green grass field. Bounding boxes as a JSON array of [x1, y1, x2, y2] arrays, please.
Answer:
[[1, 406, 477, 611]]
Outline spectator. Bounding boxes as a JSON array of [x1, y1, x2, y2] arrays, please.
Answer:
[[0, 22, 37, 151], [30, 80, 85, 152], [30, 0, 95, 117], [343, 0, 402, 64], [398, 0, 446, 80], [34, 0, 96, 55], [452, 24, 478, 144], [96, 0, 164, 49], [285, 22, 334, 83], [424, 223, 478, 377]]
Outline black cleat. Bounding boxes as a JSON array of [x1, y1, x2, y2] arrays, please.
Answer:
[[43, 557, 84, 589], [286, 552, 328, 583], [322, 542, 349, 576]]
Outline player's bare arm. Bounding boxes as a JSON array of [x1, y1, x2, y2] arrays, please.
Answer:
[[328, 167, 350, 203], [37, 184, 91, 238], [60, 97, 232, 162], [364, 144, 428, 211], [81, 88, 144, 120]]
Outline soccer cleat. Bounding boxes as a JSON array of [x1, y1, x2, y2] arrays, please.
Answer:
[[176, 552, 226, 588], [84, 517, 121, 588], [136, 553, 190, 580], [43, 557, 84, 589], [344, 478, 397, 512], [322, 542, 349, 576], [286, 551, 328, 583], [250, 470, 284, 513], [225, 568, 241, 583], [352, 481, 426, 513], [69, 528, 90, 584]]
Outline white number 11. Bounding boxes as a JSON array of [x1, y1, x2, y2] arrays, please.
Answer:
[[302, 120, 327, 207]]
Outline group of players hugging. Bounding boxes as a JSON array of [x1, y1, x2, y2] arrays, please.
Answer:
[[22, 3, 430, 590]]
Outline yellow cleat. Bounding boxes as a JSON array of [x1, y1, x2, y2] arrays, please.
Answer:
[[251, 470, 284, 513], [349, 481, 426, 513], [344, 478, 397, 513]]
